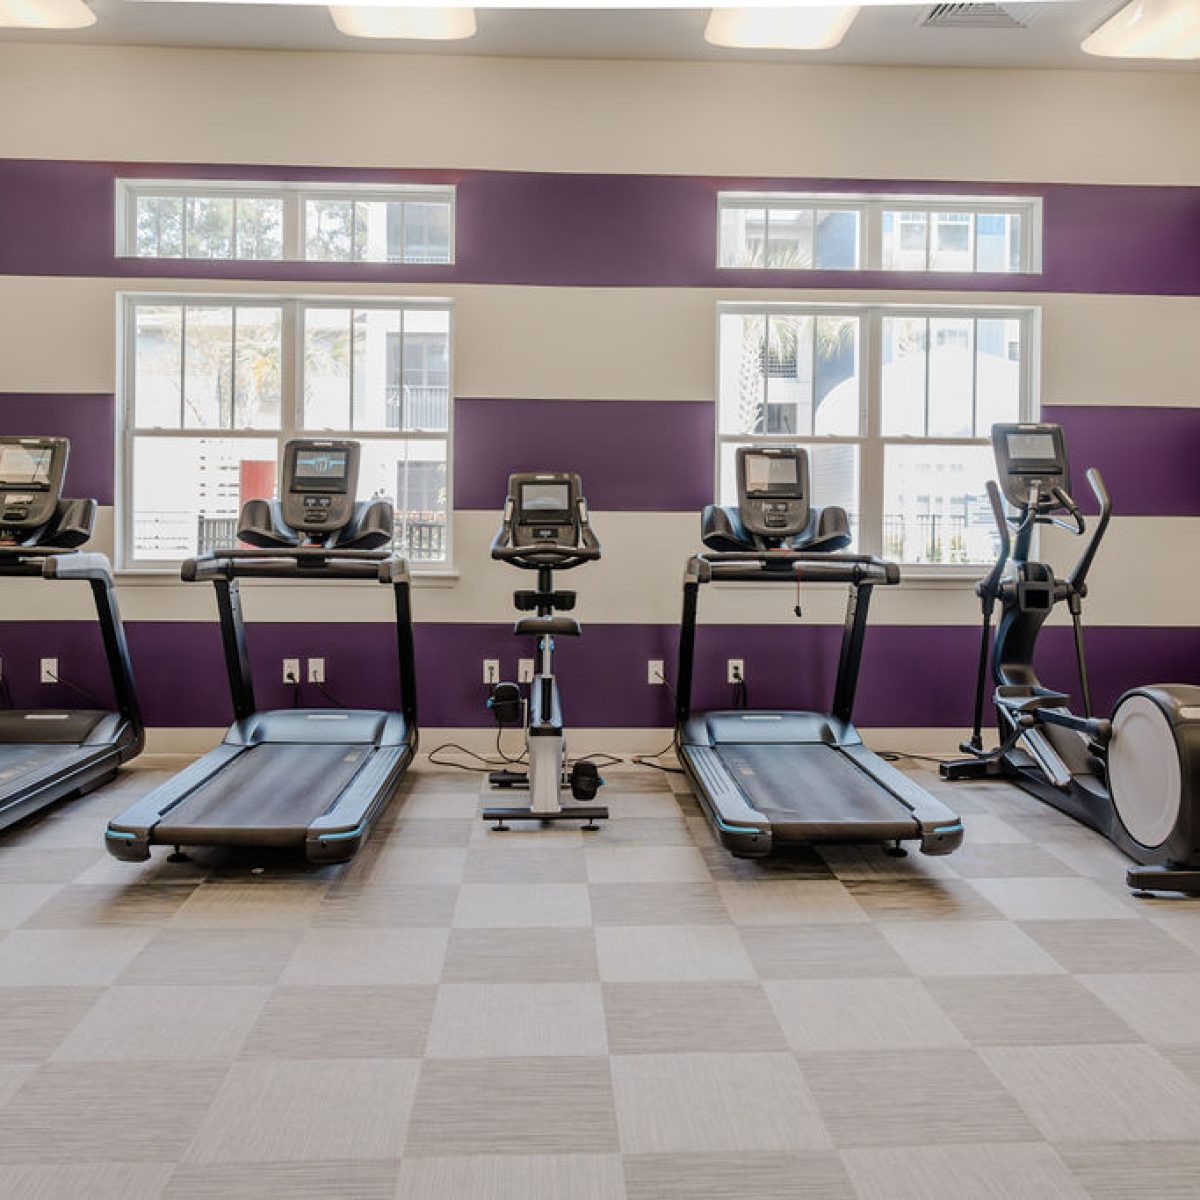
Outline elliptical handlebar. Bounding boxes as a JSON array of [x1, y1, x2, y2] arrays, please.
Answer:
[[1066, 467, 1111, 594]]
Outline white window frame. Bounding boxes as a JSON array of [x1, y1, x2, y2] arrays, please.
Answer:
[[116, 292, 455, 574], [115, 180, 456, 264], [715, 300, 1040, 576], [717, 192, 1043, 274]]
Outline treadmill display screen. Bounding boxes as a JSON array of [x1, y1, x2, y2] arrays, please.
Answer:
[[745, 454, 801, 496], [520, 482, 570, 516], [1006, 432, 1060, 469], [293, 449, 349, 491], [0, 444, 53, 489]]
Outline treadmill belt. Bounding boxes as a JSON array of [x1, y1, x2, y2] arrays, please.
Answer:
[[155, 742, 371, 843], [716, 743, 918, 841], [0, 744, 92, 787]]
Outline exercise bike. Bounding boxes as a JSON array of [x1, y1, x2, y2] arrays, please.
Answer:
[[942, 422, 1200, 895], [482, 471, 609, 832]]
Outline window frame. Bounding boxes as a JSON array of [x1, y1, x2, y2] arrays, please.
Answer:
[[717, 192, 1043, 275], [115, 179, 457, 265], [116, 291, 455, 574], [715, 300, 1039, 576]]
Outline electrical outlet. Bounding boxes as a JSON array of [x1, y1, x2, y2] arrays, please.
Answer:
[[727, 658, 745, 684], [40, 657, 58, 684], [483, 659, 500, 685], [282, 658, 301, 684], [648, 659, 665, 685], [517, 658, 535, 683], [307, 657, 326, 684]]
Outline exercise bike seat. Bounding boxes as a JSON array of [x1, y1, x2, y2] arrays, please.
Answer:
[[995, 685, 1072, 714], [514, 615, 581, 637]]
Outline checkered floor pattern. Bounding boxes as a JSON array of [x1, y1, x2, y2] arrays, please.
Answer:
[[2, 756, 1200, 1198]]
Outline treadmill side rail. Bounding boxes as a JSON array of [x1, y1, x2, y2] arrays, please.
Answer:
[[306, 743, 414, 863], [839, 744, 965, 854], [678, 744, 772, 856]]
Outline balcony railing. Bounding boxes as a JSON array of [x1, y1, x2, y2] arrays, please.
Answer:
[[385, 384, 449, 432], [883, 513, 969, 564]]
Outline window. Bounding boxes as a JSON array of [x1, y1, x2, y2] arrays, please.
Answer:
[[118, 181, 455, 264], [121, 295, 452, 569], [718, 303, 1035, 567], [718, 192, 1040, 274]]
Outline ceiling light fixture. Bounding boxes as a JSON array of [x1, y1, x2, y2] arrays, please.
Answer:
[[329, 4, 476, 37], [1082, 0, 1200, 59], [0, 0, 94, 27], [705, 6, 860, 48]]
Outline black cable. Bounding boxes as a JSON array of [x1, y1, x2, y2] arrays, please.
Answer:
[[633, 666, 685, 773], [494, 723, 527, 765], [0, 678, 11, 710], [427, 740, 527, 773], [42, 669, 105, 708], [571, 752, 622, 769], [314, 681, 348, 709], [879, 750, 957, 765]]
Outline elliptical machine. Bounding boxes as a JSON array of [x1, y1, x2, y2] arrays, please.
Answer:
[[942, 422, 1200, 895], [482, 472, 608, 831]]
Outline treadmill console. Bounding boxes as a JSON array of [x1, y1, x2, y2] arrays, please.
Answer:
[[992, 423, 1070, 510], [0, 437, 67, 539], [736, 447, 810, 540], [279, 440, 360, 535], [507, 473, 586, 549]]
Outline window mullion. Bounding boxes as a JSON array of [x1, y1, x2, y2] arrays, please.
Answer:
[[860, 309, 884, 558]]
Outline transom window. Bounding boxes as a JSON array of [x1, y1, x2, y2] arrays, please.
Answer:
[[718, 192, 1041, 275], [717, 303, 1036, 567], [121, 295, 452, 570], [118, 180, 455, 265]]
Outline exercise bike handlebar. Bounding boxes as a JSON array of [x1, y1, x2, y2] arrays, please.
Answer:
[[490, 525, 601, 570]]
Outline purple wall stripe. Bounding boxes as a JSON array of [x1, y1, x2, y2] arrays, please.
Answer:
[[454, 398, 715, 512], [1, 159, 1198, 295], [2, 619, 1196, 731], [1046, 405, 1200, 518], [0, 394, 115, 505]]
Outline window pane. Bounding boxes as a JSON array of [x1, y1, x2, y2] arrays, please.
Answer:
[[975, 212, 1022, 273], [398, 308, 450, 432], [131, 436, 277, 560], [233, 307, 282, 430], [814, 210, 860, 269], [814, 316, 861, 436], [719, 441, 859, 545], [402, 202, 452, 264], [764, 315, 813, 435], [305, 199, 355, 261], [185, 197, 234, 259], [930, 212, 974, 272], [927, 317, 975, 439], [975, 318, 1023, 433], [350, 308, 403, 430], [884, 444, 1000, 565], [234, 198, 283, 261], [135, 196, 183, 258], [718, 312, 766, 436], [719, 206, 765, 268], [353, 201, 395, 263], [134, 305, 182, 429], [303, 307, 353, 429], [881, 316, 928, 436], [766, 208, 814, 269], [883, 210, 928, 271], [357, 439, 448, 563], [182, 306, 233, 430]]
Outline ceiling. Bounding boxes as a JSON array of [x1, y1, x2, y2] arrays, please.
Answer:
[[1, 2, 1197, 71]]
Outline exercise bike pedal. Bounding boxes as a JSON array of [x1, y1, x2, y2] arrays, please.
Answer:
[[569, 760, 603, 801]]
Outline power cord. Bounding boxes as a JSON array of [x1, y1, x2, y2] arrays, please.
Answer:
[[42, 668, 105, 708], [313, 681, 348, 708], [633, 666, 685, 774], [284, 667, 301, 709], [730, 664, 748, 710]]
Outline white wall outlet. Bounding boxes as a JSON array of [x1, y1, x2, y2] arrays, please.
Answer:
[[727, 658, 745, 684], [282, 658, 301, 684], [518, 658, 535, 683], [40, 657, 58, 684], [307, 657, 326, 684], [648, 659, 665, 685], [483, 659, 501, 685]]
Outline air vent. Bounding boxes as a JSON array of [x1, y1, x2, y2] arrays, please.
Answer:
[[921, 3, 1031, 28]]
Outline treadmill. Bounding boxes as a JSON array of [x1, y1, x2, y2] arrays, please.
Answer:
[[0, 435, 143, 832], [675, 445, 964, 859], [106, 438, 418, 865]]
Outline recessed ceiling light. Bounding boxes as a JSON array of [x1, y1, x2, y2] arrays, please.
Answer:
[[705, 7, 860, 49], [329, 5, 476, 38], [0, 0, 94, 27], [1082, 0, 1200, 59]]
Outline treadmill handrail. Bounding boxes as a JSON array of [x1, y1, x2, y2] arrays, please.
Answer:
[[184, 547, 406, 583], [688, 551, 899, 586]]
